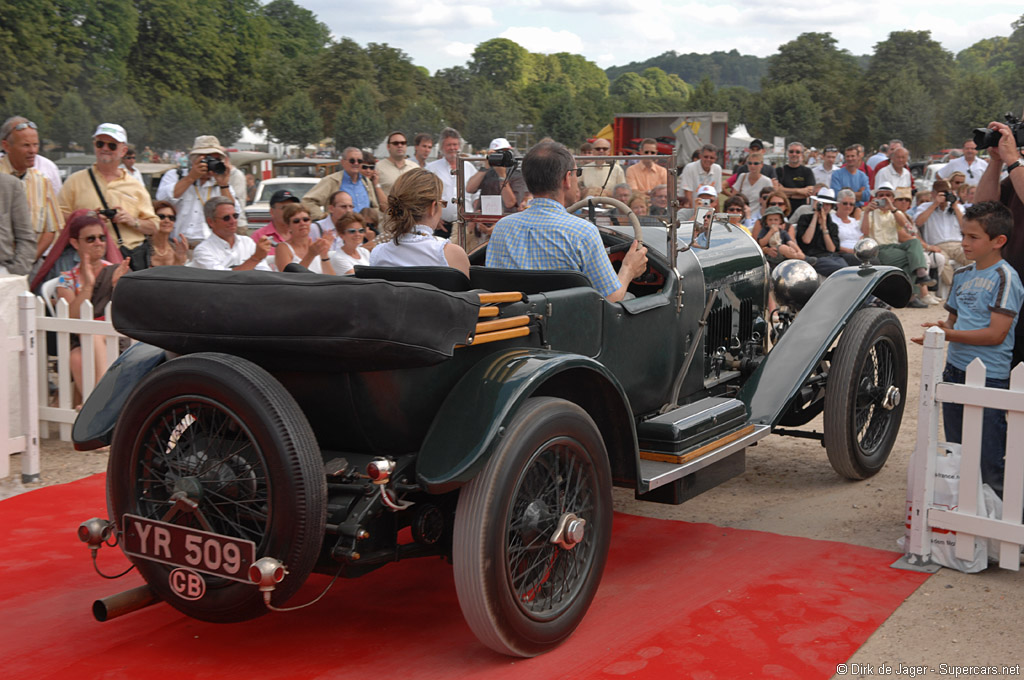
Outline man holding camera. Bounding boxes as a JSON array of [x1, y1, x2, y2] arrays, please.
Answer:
[[156, 135, 240, 246], [976, 116, 1024, 364], [473, 138, 527, 214], [915, 178, 967, 289], [58, 123, 157, 251], [303, 147, 385, 219]]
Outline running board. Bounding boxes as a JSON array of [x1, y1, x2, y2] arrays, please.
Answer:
[[638, 424, 772, 494]]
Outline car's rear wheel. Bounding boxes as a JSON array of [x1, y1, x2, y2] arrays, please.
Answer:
[[107, 353, 326, 622], [453, 397, 612, 656], [824, 308, 907, 479]]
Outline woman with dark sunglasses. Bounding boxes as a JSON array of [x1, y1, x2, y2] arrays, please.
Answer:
[[54, 210, 131, 403], [330, 213, 372, 275], [126, 200, 189, 269], [275, 203, 335, 274]]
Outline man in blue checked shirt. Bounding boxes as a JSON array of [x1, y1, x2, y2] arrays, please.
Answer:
[[486, 141, 648, 303]]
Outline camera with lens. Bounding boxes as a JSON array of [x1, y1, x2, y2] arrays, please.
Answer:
[[202, 155, 227, 175], [972, 113, 1024, 150], [487, 148, 516, 168], [944, 191, 957, 204], [98, 208, 118, 220]]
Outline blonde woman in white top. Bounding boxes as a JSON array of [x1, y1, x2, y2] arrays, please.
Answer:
[[330, 212, 372, 275], [276, 203, 335, 275], [369, 168, 470, 277]]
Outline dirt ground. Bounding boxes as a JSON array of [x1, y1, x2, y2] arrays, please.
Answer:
[[3, 303, 1022, 677]]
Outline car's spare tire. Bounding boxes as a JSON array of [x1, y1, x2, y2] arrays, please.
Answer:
[[107, 352, 327, 622]]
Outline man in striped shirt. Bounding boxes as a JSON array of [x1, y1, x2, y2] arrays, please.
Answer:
[[487, 141, 647, 303], [0, 117, 61, 263]]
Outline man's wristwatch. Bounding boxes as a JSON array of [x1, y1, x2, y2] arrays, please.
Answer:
[[321, 257, 330, 261], [218, 184, 230, 189], [1008, 160, 1022, 174]]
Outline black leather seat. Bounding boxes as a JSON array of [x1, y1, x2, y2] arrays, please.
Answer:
[[470, 266, 592, 294], [353, 265, 472, 292]]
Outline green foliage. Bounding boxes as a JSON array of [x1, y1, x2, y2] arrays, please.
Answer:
[[764, 33, 861, 144], [944, 73, 1009, 145], [48, 91, 93, 151], [470, 38, 531, 89], [392, 98, 444, 139], [538, 91, 585, 146], [333, 82, 386, 149], [266, 93, 322, 148], [307, 39, 376, 133], [864, 72, 936, 154], [0, 88, 46, 131], [606, 50, 767, 91], [102, 94, 150, 148], [206, 102, 245, 147], [749, 83, 823, 143], [463, 80, 524, 148], [151, 93, 205, 150]]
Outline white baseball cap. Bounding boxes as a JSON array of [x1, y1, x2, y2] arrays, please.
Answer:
[[489, 137, 512, 151], [93, 123, 127, 143], [697, 184, 717, 197]]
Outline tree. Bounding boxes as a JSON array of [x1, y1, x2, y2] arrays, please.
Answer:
[[307, 38, 376, 133], [0, 87, 46, 131], [763, 33, 861, 144], [49, 92, 93, 151], [102, 94, 150, 148], [463, 79, 524, 149], [748, 83, 823, 143], [392, 98, 444, 140], [333, 82, 386, 149], [538, 91, 585, 146], [943, 73, 1007, 146], [206, 102, 245, 147], [151, 93, 205, 150], [470, 38, 532, 89], [265, 93, 322, 147], [609, 72, 655, 111], [366, 43, 430, 125], [864, 72, 936, 154]]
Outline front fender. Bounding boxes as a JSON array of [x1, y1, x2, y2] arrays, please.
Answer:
[[72, 343, 168, 450], [416, 349, 637, 493], [738, 265, 911, 426]]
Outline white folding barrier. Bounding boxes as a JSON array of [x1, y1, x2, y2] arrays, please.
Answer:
[[902, 327, 1024, 572], [0, 293, 40, 482]]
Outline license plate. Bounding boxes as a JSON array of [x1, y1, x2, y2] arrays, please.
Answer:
[[122, 514, 257, 584]]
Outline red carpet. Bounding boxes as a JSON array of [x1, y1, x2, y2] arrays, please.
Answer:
[[0, 474, 928, 679]]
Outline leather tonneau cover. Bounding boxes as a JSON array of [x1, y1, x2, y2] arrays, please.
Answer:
[[112, 268, 481, 371]]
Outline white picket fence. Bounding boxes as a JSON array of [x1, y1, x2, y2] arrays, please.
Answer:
[[903, 327, 1024, 571]]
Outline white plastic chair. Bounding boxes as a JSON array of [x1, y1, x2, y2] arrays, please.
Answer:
[[39, 277, 60, 317]]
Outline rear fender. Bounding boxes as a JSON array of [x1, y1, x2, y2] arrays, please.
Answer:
[[72, 343, 168, 450], [737, 265, 911, 426], [416, 349, 638, 493]]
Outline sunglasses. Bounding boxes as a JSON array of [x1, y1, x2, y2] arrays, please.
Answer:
[[787, 150, 802, 154], [389, 140, 407, 146], [726, 207, 744, 213], [216, 213, 240, 222], [345, 228, 366, 234], [839, 201, 855, 206], [438, 199, 449, 207], [747, 161, 762, 166], [768, 201, 786, 207], [290, 216, 312, 224], [83, 234, 107, 244], [642, 151, 658, 155], [967, 168, 974, 178], [95, 140, 119, 151], [8, 121, 38, 137], [347, 158, 363, 164], [594, 147, 611, 152], [570, 168, 583, 177], [156, 213, 176, 221]]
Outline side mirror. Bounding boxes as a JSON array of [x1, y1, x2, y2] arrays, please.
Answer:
[[690, 207, 714, 249]]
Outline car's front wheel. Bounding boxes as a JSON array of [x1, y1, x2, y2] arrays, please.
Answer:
[[453, 397, 612, 656], [824, 308, 908, 479]]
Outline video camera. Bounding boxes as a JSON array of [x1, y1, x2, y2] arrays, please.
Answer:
[[972, 113, 1024, 150], [202, 155, 227, 175], [487, 148, 516, 168]]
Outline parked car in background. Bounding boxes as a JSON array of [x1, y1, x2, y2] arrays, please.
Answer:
[[244, 177, 319, 226], [274, 159, 340, 178], [916, 162, 947, 194]]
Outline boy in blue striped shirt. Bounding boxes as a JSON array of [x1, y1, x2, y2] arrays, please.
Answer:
[[913, 201, 1024, 497]]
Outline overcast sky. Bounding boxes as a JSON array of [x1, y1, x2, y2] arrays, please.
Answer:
[[296, 1, 1019, 75]]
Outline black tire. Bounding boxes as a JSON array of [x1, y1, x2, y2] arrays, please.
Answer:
[[824, 308, 907, 479], [453, 397, 612, 657], [107, 352, 326, 622]]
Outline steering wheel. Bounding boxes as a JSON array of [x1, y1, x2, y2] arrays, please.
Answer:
[[565, 195, 661, 286], [566, 195, 643, 244]]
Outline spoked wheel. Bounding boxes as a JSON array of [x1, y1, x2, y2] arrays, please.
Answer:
[[453, 397, 612, 657], [824, 308, 907, 479], [107, 353, 326, 622]]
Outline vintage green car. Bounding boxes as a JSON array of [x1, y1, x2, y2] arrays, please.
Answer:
[[73, 190, 912, 657]]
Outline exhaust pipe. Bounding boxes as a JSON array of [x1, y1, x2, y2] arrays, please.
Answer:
[[93, 585, 160, 622]]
